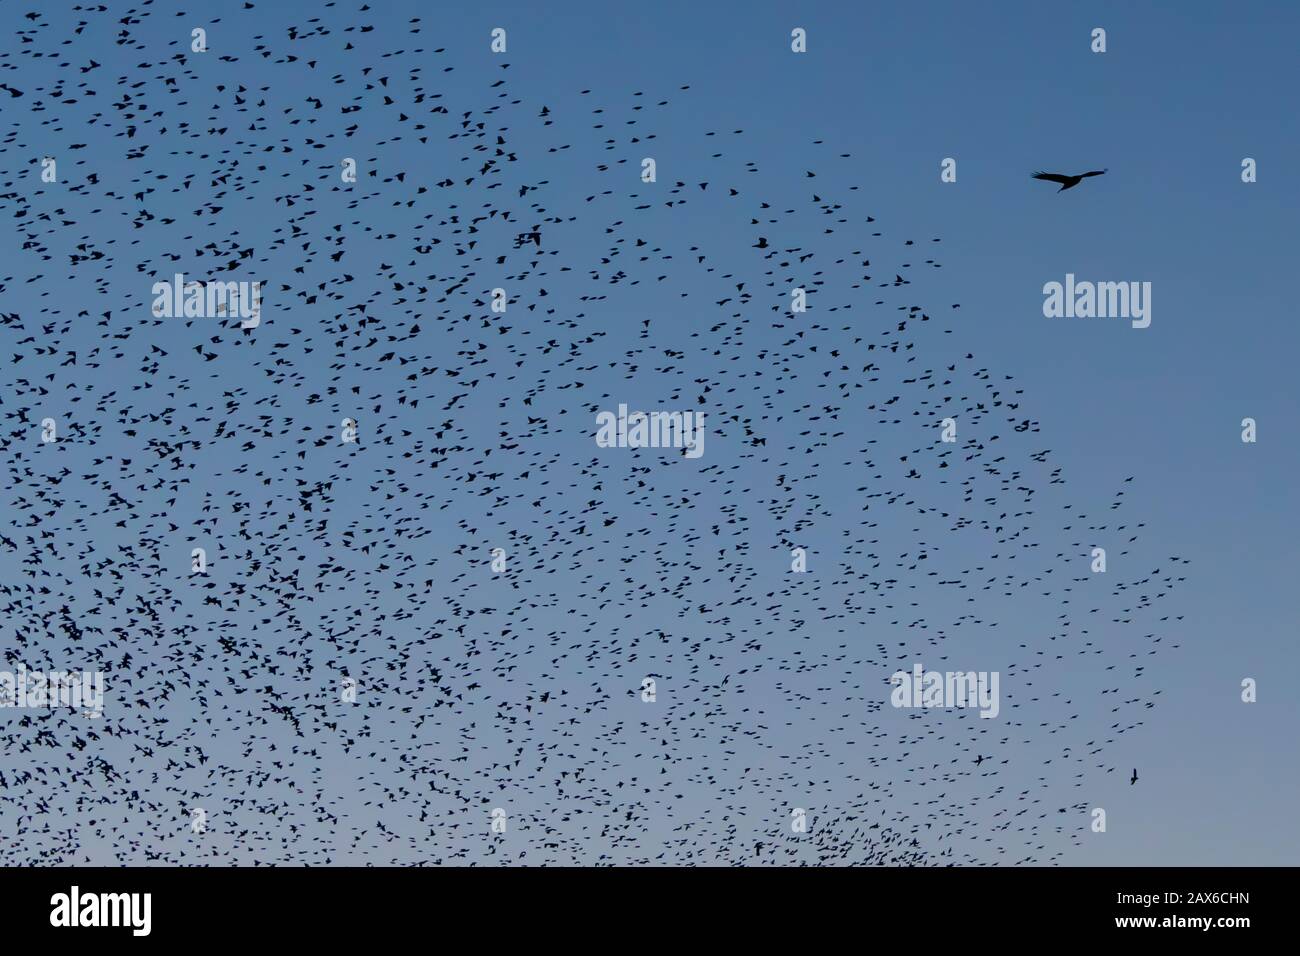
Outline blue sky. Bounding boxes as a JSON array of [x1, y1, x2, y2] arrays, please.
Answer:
[[0, 0, 1295, 865]]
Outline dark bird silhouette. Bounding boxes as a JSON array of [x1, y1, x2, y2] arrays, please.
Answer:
[[1130, 768, 1138, 785], [1032, 169, 1108, 192]]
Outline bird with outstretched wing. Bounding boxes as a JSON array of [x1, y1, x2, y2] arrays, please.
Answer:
[[1032, 169, 1107, 191]]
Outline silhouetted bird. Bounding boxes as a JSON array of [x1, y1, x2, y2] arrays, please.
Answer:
[[1032, 169, 1108, 192]]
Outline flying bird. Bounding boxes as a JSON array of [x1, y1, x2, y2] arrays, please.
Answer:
[[1032, 169, 1108, 191]]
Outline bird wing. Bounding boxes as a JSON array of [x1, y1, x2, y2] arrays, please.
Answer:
[[1081, 169, 1108, 177], [1032, 172, 1071, 184]]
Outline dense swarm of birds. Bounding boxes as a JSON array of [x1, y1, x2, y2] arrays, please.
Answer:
[[0, 3, 1186, 866]]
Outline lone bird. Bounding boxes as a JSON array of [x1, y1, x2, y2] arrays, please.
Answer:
[[1130, 768, 1138, 785], [1032, 168, 1107, 192]]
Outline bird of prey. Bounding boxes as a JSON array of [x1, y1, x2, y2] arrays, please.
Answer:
[[1130, 768, 1139, 785], [1032, 168, 1108, 191]]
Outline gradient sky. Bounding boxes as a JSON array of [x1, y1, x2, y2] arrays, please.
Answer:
[[1, 0, 1296, 866]]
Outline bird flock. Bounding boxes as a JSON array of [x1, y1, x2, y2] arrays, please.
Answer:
[[0, 3, 1186, 866]]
